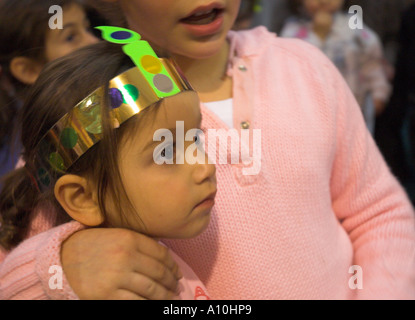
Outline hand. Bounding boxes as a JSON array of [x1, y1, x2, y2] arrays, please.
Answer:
[[61, 228, 182, 300], [312, 11, 333, 41]]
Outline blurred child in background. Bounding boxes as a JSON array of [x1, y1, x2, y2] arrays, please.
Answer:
[[0, 0, 98, 179], [375, 3, 415, 204], [281, 0, 391, 134]]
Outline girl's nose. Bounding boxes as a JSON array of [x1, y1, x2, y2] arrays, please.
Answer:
[[193, 159, 216, 185]]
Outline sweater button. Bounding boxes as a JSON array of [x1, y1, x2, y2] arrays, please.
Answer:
[[238, 65, 247, 72], [241, 121, 250, 129]]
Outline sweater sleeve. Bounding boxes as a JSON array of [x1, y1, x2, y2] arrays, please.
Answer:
[[326, 52, 415, 299], [0, 221, 84, 300]]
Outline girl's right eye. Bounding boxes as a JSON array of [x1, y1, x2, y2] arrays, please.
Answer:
[[66, 33, 75, 42], [155, 143, 175, 163], [160, 145, 173, 159]]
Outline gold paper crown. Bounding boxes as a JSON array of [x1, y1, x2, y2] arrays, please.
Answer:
[[30, 26, 193, 190]]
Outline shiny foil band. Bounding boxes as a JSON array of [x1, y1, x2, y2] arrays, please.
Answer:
[[32, 61, 193, 190]]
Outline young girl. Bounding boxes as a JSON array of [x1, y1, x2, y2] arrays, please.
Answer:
[[0, 32, 215, 299], [0, 0, 98, 178], [1, 0, 415, 300], [280, 0, 391, 134]]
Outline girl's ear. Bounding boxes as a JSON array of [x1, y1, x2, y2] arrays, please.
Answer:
[[9, 57, 43, 85], [54, 175, 104, 226]]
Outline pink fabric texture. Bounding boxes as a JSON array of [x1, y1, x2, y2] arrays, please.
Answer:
[[0, 219, 81, 300], [0, 209, 209, 300], [1, 27, 415, 299]]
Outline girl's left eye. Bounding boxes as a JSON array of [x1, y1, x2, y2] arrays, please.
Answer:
[[64, 30, 80, 43], [66, 34, 75, 42]]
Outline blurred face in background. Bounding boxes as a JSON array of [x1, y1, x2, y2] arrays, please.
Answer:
[[9, 2, 98, 86], [45, 3, 98, 61], [303, 0, 345, 16]]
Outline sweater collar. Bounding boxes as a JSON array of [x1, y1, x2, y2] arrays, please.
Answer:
[[226, 26, 276, 75]]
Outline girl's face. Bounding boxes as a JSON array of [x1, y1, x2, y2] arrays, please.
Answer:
[[45, 3, 99, 62], [303, 0, 345, 15], [109, 91, 217, 239], [119, 0, 241, 60]]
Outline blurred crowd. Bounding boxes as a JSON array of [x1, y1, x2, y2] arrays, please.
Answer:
[[236, 0, 415, 203]]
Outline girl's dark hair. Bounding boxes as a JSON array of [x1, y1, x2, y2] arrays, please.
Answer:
[[0, 41, 155, 250], [0, 0, 81, 167], [84, 0, 127, 28]]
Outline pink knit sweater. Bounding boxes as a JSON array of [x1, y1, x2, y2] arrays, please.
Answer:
[[1, 27, 415, 299]]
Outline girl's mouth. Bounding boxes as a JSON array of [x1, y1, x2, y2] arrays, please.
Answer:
[[180, 8, 224, 25]]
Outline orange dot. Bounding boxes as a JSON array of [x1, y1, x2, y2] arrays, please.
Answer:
[[141, 55, 162, 74]]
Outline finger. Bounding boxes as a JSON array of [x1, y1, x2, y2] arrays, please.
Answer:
[[121, 272, 180, 300], [170, 259, 182, 280], [131, 251, 180, 292], [132, 233, 182, 279], [107, 289, 147, 300]]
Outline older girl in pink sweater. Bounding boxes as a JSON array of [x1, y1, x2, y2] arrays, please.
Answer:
[[1, 0, 414, 299]]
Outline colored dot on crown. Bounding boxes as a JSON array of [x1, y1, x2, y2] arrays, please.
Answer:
[[49, 152, 66, 172], [122, 84, 140, 104], [153, 74, 174, 93], [111, 31, 133, 40], [60, 127, 78, 149], [37, 167, 51, 187], [139, 55, 174, 94], [109, 88, 124, 109], [141, 55, 162, 74]]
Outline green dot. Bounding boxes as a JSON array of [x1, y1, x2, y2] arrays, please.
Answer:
[[37, 168, 50, 187], [122, 84, 139, 104], [49, 152, 66, 172], [60, 128, 78, 149]]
